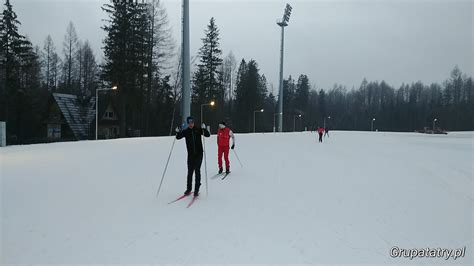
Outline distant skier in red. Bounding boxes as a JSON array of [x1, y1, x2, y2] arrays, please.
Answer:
[[217, 121, 235, 174], [317, 127, 324, 143]]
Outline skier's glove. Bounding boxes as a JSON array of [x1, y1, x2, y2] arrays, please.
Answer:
[[231, 144, 235, 150], [175, 126, 180, 133], [201, 123, 206, 129]]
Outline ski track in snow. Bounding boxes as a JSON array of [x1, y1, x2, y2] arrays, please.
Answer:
[[1, 131, 473, 265]]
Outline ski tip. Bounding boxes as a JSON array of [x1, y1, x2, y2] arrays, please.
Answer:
[[187, 195, 199, 207]]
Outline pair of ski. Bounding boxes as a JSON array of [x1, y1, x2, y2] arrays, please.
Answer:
[[168, 193, 198, 208], [211, 171, 231, 180]]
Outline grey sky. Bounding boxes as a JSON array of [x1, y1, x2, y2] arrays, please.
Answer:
[[11, 0, 473, 92]]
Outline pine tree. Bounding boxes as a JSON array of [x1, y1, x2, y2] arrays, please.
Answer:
[[80, 41, 98, 97], [62, 21, 78, 92], [0, 0, 42, 142], [41, 35, 58, 90], [103, 1, 142, 136], [232, 59, 267, 132], [295, 75, 309, 113], [192, 17, 223, 126], [233, 59, 248, 130], [197, 17, 222, 100], [282, 76, 296, 131], [102, 1, 172, 137]]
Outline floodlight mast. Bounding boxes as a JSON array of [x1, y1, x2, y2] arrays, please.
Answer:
[[277, 3, 292, 132], [181, 0, 191, 124]]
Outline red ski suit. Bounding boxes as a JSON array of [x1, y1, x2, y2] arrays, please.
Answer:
[[217, 127, 233, 170]]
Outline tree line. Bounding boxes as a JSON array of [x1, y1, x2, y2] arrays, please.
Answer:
[[0, 0, 472, 144], [187, 16, 473, 133]]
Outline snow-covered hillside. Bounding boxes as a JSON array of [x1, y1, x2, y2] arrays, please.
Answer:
[[1, 131, 473, 264]]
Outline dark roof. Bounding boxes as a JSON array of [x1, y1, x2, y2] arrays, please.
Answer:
[[53, 93, 96, 140]]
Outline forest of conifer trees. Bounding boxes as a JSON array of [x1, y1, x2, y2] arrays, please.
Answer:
[[0, 0, 472, 144]]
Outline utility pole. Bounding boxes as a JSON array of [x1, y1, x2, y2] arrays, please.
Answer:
[[181, 0, 191, 124]]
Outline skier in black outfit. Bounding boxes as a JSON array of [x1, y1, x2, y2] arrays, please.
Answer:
[[324, 127, 329, 137], [175, 116, 210, 197]]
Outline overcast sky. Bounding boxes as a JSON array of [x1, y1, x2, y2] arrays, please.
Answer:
[[11, 0, 473, 92]]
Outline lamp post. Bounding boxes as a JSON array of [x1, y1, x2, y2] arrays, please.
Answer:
[[293, 114, 302, 132], [273, 112, 282, 132], [200, 101, 215, 125], [433, 118, 437, 132], [96, 86, 117, 140], [254, 109, 264, 133], [324, 115, 331, 129], [276, 3, 292, 132], [371, 118, 376, 132]]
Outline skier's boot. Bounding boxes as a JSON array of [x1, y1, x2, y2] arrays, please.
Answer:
[[194, 190, 199, 197], [218, 168, 223, 174], [226, 168, 230, 174], [184, 189, 191, 196]]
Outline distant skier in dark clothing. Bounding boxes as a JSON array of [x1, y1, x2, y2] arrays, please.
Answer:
[[176, 116, 210, 197], [317, 127, 324, 143], [324, 127, 329, 137]]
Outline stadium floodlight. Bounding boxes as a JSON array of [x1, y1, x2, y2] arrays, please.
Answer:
[[111, 0, 148, 6], [276, 3, 292, 132]]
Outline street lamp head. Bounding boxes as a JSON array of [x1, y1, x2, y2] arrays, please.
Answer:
[[372, 118, 376, 121], [111, 86, 118, 90], [298, 114, 302, 117], [434, 118, 437, 122], [260, 109, 264, 112], [328, 116, 331, 119], [210, 101, 215, 106]]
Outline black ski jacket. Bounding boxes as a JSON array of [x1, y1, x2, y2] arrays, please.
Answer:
[[176, 127, 210, 155]]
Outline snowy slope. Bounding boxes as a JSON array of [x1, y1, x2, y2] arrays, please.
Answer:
[[1, 131, 473, 265]]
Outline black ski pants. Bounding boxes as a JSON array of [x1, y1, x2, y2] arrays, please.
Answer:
[[187, 153, 203, 192]]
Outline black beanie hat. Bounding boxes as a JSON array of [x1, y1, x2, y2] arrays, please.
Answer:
[[186, 116, 194, 123]]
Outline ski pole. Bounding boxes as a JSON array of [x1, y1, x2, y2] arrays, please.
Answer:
[[156, 137, 176, 198], [203, 135, 208, 196], [232, 149, 243, 168]]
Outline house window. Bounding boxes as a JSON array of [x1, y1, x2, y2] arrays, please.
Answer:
[[105, 111, 114, 119], [47, 124, 61, 139]]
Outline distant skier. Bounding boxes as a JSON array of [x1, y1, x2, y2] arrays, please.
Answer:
[[324, 127, 329, 137], [217, 121, 235, 174], [317, 127, 324, 143], [175, 116, 210, 197]]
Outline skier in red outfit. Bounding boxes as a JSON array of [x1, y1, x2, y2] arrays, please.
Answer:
[[317, 127, 324, 143], [217, 121, 235, 174]]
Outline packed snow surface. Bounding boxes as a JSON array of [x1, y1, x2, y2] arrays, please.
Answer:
[[1, 131, 473, 264]]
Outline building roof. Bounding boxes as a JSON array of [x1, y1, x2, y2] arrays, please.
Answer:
[[52, 93, 96, 140]]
